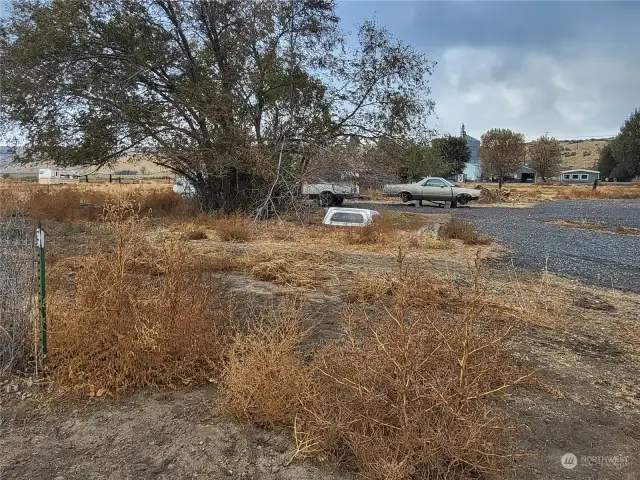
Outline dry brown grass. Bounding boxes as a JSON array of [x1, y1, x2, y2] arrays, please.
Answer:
[[221, 304, 316, 428], [129, 189, 199, 217], [212, 216, 253, 242], [219, 262, 528, 479], [240, 248, 343, 288], [28, 188, 107, 222], [47, 202, 230, 395], [439, 217, 492, 245], [614, 226, 640, 236], [0, 184, 197, 221], [548, 219, 608, 230], [181, 229, 208, 240], [490, 183, 640, 203], [547, 220, 640, 237]]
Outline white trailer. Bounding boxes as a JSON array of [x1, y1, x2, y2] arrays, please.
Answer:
[[38, 168, 78, 185]]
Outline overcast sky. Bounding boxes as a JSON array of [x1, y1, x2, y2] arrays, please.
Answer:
[[2, 1, 638, 142], [337, 1, 640, 140]]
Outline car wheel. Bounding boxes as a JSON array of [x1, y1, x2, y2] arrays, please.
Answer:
[[400, 192, 412, 203], [319, 191, 335, 206], [456, 194, 470, 206]]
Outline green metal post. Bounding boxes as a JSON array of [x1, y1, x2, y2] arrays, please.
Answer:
[[36, 225, 46, 357]]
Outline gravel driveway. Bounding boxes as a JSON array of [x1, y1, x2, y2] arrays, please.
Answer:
[[355, 199, 640, 292]]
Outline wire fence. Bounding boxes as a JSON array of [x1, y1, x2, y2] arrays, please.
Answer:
[[0, 215, 35, 375]]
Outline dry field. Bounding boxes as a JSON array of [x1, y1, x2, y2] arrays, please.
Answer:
[[523, 138, 611, 171], [492, 182, 640, 203], [1, 182, 639, 479]]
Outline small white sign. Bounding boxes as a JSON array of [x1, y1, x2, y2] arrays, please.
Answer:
[[36, 229, 45, 248]]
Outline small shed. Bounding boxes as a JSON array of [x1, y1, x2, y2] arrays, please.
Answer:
[[518, 165, 536, 183], [559, 169, 600, 184]]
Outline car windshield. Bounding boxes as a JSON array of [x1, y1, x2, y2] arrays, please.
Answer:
[[421, 178, 453, 187]]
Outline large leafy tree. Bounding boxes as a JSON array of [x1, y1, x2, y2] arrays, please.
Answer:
[[596, 144, 616, 179], [479, 129, 525, 189], [0, 0, 435, 212], [528, 134, 562, 181], [431, 134, 470, 175], [610, 109, 640, 181]]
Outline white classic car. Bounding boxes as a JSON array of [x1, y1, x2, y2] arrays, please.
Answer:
[[383, 177, 482, 207]]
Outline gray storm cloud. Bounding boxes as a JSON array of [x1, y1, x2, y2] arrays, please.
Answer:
[[337, 1, 640, 140]]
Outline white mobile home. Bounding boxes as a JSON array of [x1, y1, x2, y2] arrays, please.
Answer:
[[38, 168, 79, 185], [558, 169, 600, 184]]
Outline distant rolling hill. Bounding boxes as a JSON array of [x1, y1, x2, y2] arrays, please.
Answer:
[[526, 138, 611, 171], [1, 139, 614, 177]]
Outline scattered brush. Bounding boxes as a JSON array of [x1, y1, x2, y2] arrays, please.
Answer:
[[407, 234, 453, 250], [191, 250, 243, 273], [27, 188, 107, 222], [344, 214, 395, 245], [129, 189, 196, 217], [221, 303, 316, 428], [241, 249, 342, 288], [213, 216, 253, 242], [47, 201, 230, 395], [614, 226, 640, 236], [181, 229, 208, 240], [344, 223, 383, 245], [304, 300, 527, 479], [439, 217, 492, 245], [219, 264, 529, 478]]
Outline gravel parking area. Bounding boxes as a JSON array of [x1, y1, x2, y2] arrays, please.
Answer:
[[454, 200, 640, 292], [354, 199, 640, 292]]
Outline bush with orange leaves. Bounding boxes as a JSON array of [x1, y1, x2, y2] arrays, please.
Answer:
[[47, 202, 230, 395]]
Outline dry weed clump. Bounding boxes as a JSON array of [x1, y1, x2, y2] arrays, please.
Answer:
[[47, 201, 229, 394], [181, 229, 208, 240], [300, 262, 527, 478], [221, 306, 316, 428], [219, 266, 528, 478], [241, 249, 342, 288], [304, 302, 524, 479], [346, 269, 471, 313], [129, 189, 198, 217], [343, 213, 396, 245], [213, 216, 253, 242], [439, 217, 492, 245]]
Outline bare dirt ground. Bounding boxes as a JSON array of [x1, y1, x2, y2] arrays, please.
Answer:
[[2, 204, 640, 479], [1, 387, 347, 480]]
